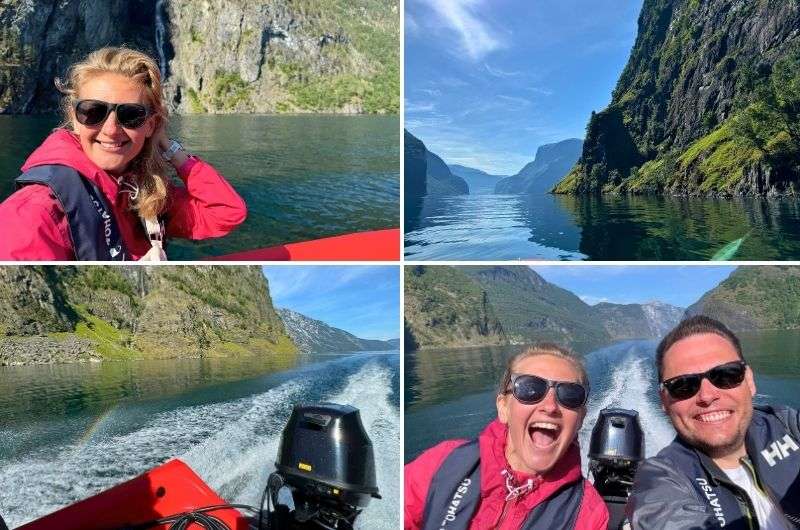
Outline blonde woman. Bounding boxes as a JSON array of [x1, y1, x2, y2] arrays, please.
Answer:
[[0, 47, 246, 260], [405, 344, 609, 530]]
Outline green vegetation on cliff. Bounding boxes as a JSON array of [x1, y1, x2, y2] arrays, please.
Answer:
[[405, 265, 684, 351], [688, 267, 800, 330], [0, 0, 399, 114], [404, 266, 506, 350], [0, 266, 298, 365], [555, 0, 800, 196]]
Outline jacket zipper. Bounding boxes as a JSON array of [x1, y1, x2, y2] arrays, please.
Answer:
[[741, 458, 798, 529], [493, 497, 513, 530]]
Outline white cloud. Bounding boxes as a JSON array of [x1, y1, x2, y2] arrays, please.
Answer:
[[405, 99, 436, 113], [428, 0, 504, 61], [484, 63, 521, 78], [579, 295, 611, 306]]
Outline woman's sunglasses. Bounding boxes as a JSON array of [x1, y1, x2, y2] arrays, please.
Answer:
[[74, 99, 150, 129], [505, 374, 588, 410], [660, 361, 747, 401]]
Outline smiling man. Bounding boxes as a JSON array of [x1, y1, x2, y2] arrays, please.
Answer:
[[627, 315, 800, 530], [404, 344, 608, 530]]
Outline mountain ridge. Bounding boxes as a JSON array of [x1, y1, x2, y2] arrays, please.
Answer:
[[278, 308, 397, 353]]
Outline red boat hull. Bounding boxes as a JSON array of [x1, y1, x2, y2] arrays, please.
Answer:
[[210, 228, 400, 261], [18, 459, 249, 530]]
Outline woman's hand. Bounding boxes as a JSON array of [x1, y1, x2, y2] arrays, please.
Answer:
[[153, 123, 188, 168]]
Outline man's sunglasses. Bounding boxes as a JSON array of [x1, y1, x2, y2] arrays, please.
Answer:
[[504, 374, 588, 410], [74, 99, 151, 129], [660, 361, 747, 401]]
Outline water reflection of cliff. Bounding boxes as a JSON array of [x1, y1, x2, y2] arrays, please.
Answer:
[[555, 194, 800, 260], [405, 346, 512, 410]]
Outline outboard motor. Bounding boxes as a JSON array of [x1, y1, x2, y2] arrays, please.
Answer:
[[588, 408, 645, 530], [264, 403, 381, 529]]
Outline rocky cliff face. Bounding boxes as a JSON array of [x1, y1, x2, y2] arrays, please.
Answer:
[[555, 0, 800, 196], [495, 139, 583, 194], [404, 266, 506, 350], [0, 266, 297, 365], [278, 308, 396, 353], [404, 265, 685, 350], [687, 266, 800, 330], [0, 0, 399, 114], [594, 300, 684, 340], [403, 129, 469, 206]]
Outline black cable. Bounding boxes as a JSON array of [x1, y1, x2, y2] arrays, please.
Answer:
[[126, 503, 259, 530], [258, 481, 270, 530]]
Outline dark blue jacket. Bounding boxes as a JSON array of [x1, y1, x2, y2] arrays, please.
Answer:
[[627, 405, 800, 529]]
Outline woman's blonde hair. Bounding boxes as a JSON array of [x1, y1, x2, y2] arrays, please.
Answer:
[[498, 343, 589, 395], [57, 46, 169, 219]]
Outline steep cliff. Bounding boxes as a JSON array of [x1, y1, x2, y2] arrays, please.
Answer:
[[404, 266, 506, 350], [687, 266, 800, 330], [555, 0, 800, 196], [403, 129, 469, 198], [462, 266, 606, 344], [278, 308, 396, 353], [594, 300, 684, 340], [0, 0, 399, 114], [0, 266, 297, 365], [404, 265, 685, 350], [495, 139, 583, 194]]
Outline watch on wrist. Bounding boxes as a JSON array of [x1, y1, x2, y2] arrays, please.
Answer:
[[161, 139, 184, 161]]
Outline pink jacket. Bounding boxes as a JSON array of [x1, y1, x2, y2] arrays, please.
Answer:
[[405, 419, 609, 530], [0, 129, 247, 260]]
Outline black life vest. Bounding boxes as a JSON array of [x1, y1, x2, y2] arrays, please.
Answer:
[[421, 439, 585, 530], [16, 164, 130, 261]]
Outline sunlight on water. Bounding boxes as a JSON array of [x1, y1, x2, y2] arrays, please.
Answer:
[[0, 356, 399, 528]]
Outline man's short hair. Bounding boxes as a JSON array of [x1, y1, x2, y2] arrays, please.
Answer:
[[655, 315, 744, 381]]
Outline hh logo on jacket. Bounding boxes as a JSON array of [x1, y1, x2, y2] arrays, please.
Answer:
[[761, 434, 800, 467]]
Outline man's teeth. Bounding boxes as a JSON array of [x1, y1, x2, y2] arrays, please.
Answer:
[[697, 411, 732, 423], [530, 422, 559, 431]]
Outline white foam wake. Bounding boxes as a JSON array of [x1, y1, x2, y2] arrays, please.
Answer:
[[0, 359, 399, 529], [580, 345, 675, 474]]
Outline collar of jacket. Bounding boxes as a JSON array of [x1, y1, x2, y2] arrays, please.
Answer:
[[675, 406, 775, 489], [477, 419, 583, 508], [21, 129, 122, 203]]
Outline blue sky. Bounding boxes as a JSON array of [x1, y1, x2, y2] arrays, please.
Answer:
[[532, 266, 737, 308], [405, 0, 643, 175], [262, 266, 399, 340]]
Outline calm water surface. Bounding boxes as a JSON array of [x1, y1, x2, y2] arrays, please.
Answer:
[[404, 192, 800, 260], [405, 332, 800, 463], [0, 351, 400, 528], [0, 115, 399, 259]]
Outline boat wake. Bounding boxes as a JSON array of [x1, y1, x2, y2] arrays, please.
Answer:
[[580, 342, 675, 474], [0, 358, 399, 529]]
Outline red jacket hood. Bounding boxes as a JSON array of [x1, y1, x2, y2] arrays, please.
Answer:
[[22, 129, 121, 201], [478, 419, 583, 509]]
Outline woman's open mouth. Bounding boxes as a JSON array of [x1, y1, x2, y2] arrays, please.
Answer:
[[528, 421, 561, 448]]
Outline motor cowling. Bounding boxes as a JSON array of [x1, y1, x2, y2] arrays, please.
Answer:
[[271, 403, 380, 529]]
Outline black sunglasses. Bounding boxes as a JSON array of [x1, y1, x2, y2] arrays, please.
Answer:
[[660, 361, 747, 401], [505, 374, 588, 410], [74, 99, 151, 129]]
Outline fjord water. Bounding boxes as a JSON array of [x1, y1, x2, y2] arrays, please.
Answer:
[[404, 192, 800, 261], [0, 351, 400, 528], [404, 331, 800, 464], [0, 115, 399, 259]]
